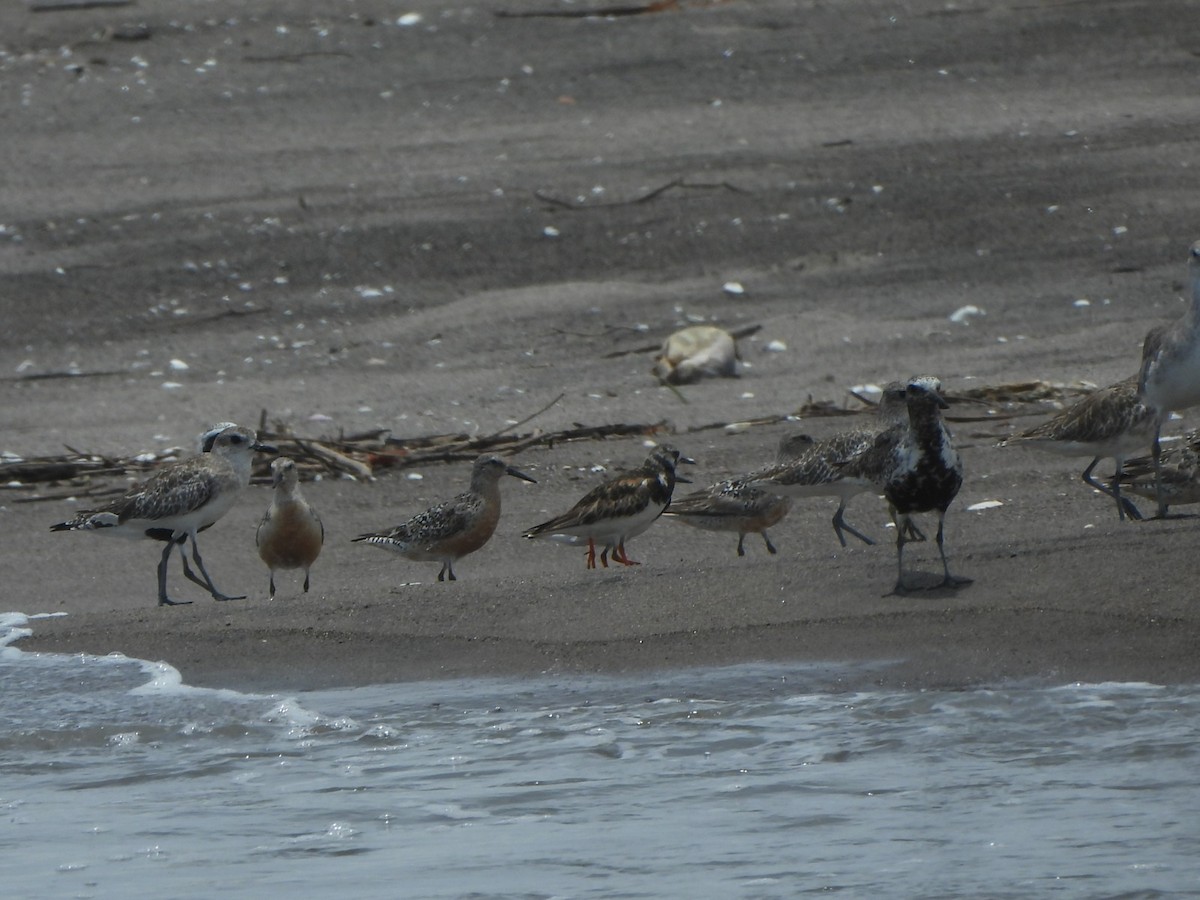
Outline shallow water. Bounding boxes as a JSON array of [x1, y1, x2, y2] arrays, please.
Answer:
[[2, 611, 1197, 899]]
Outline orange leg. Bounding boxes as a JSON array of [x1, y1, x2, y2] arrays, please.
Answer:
[[599, 545, 610, 567], [585, 537, 597, 569], [613, 540, 640, 566]]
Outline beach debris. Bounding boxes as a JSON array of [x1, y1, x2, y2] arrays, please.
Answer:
[[949, 304, 984, 324], [652, 325, 739, 385], [3, 380, 1098, 496]]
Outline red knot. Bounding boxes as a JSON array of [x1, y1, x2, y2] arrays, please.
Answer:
[[352, 454, 535, 582]]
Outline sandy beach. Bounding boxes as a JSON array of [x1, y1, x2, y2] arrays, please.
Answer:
[[3, 0, 1200, 692]]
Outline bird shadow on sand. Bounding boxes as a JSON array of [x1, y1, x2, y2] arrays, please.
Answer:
[[884, 573, 974, 598]]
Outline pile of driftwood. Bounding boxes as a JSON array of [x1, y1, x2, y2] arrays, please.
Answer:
[[1, 380, 1090, 501]]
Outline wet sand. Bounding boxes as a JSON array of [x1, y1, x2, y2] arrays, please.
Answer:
[[3, 0, 1200, 691]]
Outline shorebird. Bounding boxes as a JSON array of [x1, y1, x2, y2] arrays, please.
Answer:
[[1001, 376, 1154, 521], [746, 383, 910, 546], [523, 445, 689, 568], [839, 376, 967, 593], [50, 423, 274, 606], [662, 478, 791, 556], [1138, 240, 1200, 516], [352, 454, 535, 582], [1118, 434, 1200, 515], [256, 456, 324, 599]]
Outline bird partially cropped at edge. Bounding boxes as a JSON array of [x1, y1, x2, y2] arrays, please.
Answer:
[[256, 456, 325, 599], [352, 454, 535, 582], [1001, 375, 1154, 521], [523, 445, 690, 568], [1137, 239, 1200, 517], [50, 423, 275, 606], [1118, 433, 1200, 516]]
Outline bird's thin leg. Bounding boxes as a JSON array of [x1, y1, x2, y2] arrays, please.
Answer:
[[157, 540, 192, 607], [437, 563, 447, 582], [891, 510, 910, 594], [761, 531, 777, 555], [189, 536, 246, 601], [585, 537, 597, 569], [1109, 459, 1143, 521], [303, 571, 310, 593], [614, 540, 640, 566], [177, 539, 209, 589], [1153, 423, 1168, 518], [833, 501, 875, 546], [269, 573, 277, 599], [1081, 456, 1142, 521], [736, 534, 746, 556], [934, 511, 972, 589]]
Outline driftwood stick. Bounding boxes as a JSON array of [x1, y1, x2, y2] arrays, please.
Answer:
[[488, 392, 565, 439]]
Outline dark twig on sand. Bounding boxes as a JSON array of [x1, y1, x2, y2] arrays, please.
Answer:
[[534, 178, 746, 211]]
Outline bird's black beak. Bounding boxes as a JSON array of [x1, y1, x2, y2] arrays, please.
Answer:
[[506, 466, 537, 484]]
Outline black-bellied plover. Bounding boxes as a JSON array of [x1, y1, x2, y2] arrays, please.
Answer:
[[1001, 376, 1154, 521], [523, 446, 689, 568], [256, 457, 324, 599], [839, 376, 967, 593], [352, 454, 535, 582], [1138, 240, 1200, 516], [662, 478, 791, 556], [51, 423, 274, 606], [746, 383, 909, 547]]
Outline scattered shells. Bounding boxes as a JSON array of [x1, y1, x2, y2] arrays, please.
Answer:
[[949, 304, 984, 324]]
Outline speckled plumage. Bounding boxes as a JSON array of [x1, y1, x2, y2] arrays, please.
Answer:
[[256, 457, 325, 599], [663, 478, 792, 556], [1003, 375, 1154, 520], [747, 383, 909, 546], [1138, 240, 1200, 516], [523, 446, 687, 568], [1119, 435, 1200, 514], [839, 377, 967, 593], [51, 423, 273, 606], [353, 454, 535, 582]]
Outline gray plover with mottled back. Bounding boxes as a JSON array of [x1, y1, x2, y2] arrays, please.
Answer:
[[839, 376, 967, 593], [256, 456, 325, 599], [1138, 240, 1200, 516], [51, 423, 275, 606], [1001, 375, 1154, 521], [353, 454, 535, 582], [746, 382, 910, 547], [523, 446, 689, 568]]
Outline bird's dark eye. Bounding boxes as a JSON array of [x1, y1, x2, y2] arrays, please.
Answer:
[[230, 434, 245, 444]]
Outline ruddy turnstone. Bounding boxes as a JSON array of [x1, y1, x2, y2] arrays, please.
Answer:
[[50, 423, 274, 606], [1002, 375, 1153, 520], [352, 454, 535, 582], [839, 376, 967, 593], [523, 445, 689, 568], [1138, 240, 1200, 516], [256, 456, 325, 599], [747, 382, 909, 546]]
